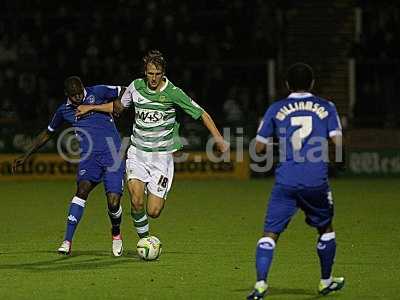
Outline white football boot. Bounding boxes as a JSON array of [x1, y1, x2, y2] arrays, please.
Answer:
[[58, 240, 71, 255], [112, 234, 123, 257]]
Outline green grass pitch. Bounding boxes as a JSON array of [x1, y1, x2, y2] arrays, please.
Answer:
[[1, 178, 399, 299]]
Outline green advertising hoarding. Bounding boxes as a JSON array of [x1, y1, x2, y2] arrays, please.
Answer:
[[348, 150, 400, 175]]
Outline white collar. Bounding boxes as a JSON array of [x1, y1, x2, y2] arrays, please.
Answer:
[[66, 88, 87, 106], [160, 77, 169, 92], [288, 92, 313, 99]]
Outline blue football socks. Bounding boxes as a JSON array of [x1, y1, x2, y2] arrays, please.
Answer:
[[64, 196, 86, 242], [256, 237, 276, 282]]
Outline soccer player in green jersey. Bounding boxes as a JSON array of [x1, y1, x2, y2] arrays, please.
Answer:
[[76, 50, 228, 238]]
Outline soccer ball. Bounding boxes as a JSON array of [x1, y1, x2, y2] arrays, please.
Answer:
[[136, 236, 162, 260]]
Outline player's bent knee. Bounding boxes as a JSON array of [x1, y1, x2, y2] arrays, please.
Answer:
[[130, 190, 145, 208], [107, 202, 120, 213], [147, 207, 162, 218], [131, 191, 144, 203], [76, 190, 90, 200], [76, 186, 91, 199], [76, 181, 95, 200], [131, 197, 145, 211], [257, 237, 276, 250], [107, 193, 121, 208]]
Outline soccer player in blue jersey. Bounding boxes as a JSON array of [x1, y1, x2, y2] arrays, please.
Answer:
[[12, 76, 125, 256], [247, 63, 344, 299]]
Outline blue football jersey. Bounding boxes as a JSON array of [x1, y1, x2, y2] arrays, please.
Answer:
[[256, 92, 342, 187], [47, 85, 122, 154]]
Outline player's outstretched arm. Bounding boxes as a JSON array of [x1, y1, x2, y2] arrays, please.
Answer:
[[75, 102, 113, 117], [75, 99, 126, 117], [75, 86, 126, 117], [12, 129, 53, 173], [201, 111, 229, 153], [75, 86, 127, 117]]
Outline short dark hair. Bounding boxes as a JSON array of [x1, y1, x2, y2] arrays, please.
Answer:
[[286, 63, 314, 91], [64, 76, 84, 96], [143, 49, 166, 74]]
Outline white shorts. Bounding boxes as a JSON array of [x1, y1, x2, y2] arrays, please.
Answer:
[[126, 146, 174, 199]]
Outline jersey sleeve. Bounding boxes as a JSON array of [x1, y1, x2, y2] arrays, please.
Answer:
[[256, 106, 275, 144], [98, 85, 122, 102], [172, 87, 204, 119], [47, 106, 65, 133], [327, 102, 342, 137], [120, 82, 134, 108]]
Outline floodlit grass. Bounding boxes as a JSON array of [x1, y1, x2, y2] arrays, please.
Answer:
[[1, 178, 399, 299]]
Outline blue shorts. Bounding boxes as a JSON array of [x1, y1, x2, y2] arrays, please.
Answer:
[[77, 152, 125, 195], [264, 183, 334, 233]]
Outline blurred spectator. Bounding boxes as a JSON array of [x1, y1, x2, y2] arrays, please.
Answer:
[[353, 2, 400, 127], [1, 0, 280, 140], [223, 87, 244, 127], [0, 35, 17, 64], [15, 72, 39, 127]]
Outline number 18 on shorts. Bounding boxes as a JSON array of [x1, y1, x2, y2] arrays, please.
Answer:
[[126, 146, 174, 199]]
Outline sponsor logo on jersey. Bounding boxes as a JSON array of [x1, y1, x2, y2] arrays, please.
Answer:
[[79, 169, 87, 176], [136, 110, 165, 123]]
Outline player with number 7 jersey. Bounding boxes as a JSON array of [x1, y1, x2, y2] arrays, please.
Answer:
[[256, 84, 342, 188], [75, 50, 229, 241], [248, 63, 344, 299]]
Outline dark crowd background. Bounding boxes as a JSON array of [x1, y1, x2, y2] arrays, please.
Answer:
[[0, 0, 399, 151]]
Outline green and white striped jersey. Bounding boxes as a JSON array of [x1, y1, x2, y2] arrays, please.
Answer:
[[121, 77, 204, 153]]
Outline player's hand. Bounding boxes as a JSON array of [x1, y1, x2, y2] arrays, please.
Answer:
[[12, 155, 27, 174], [216, 139, 230, 153], [75, 105, 93, 117]]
